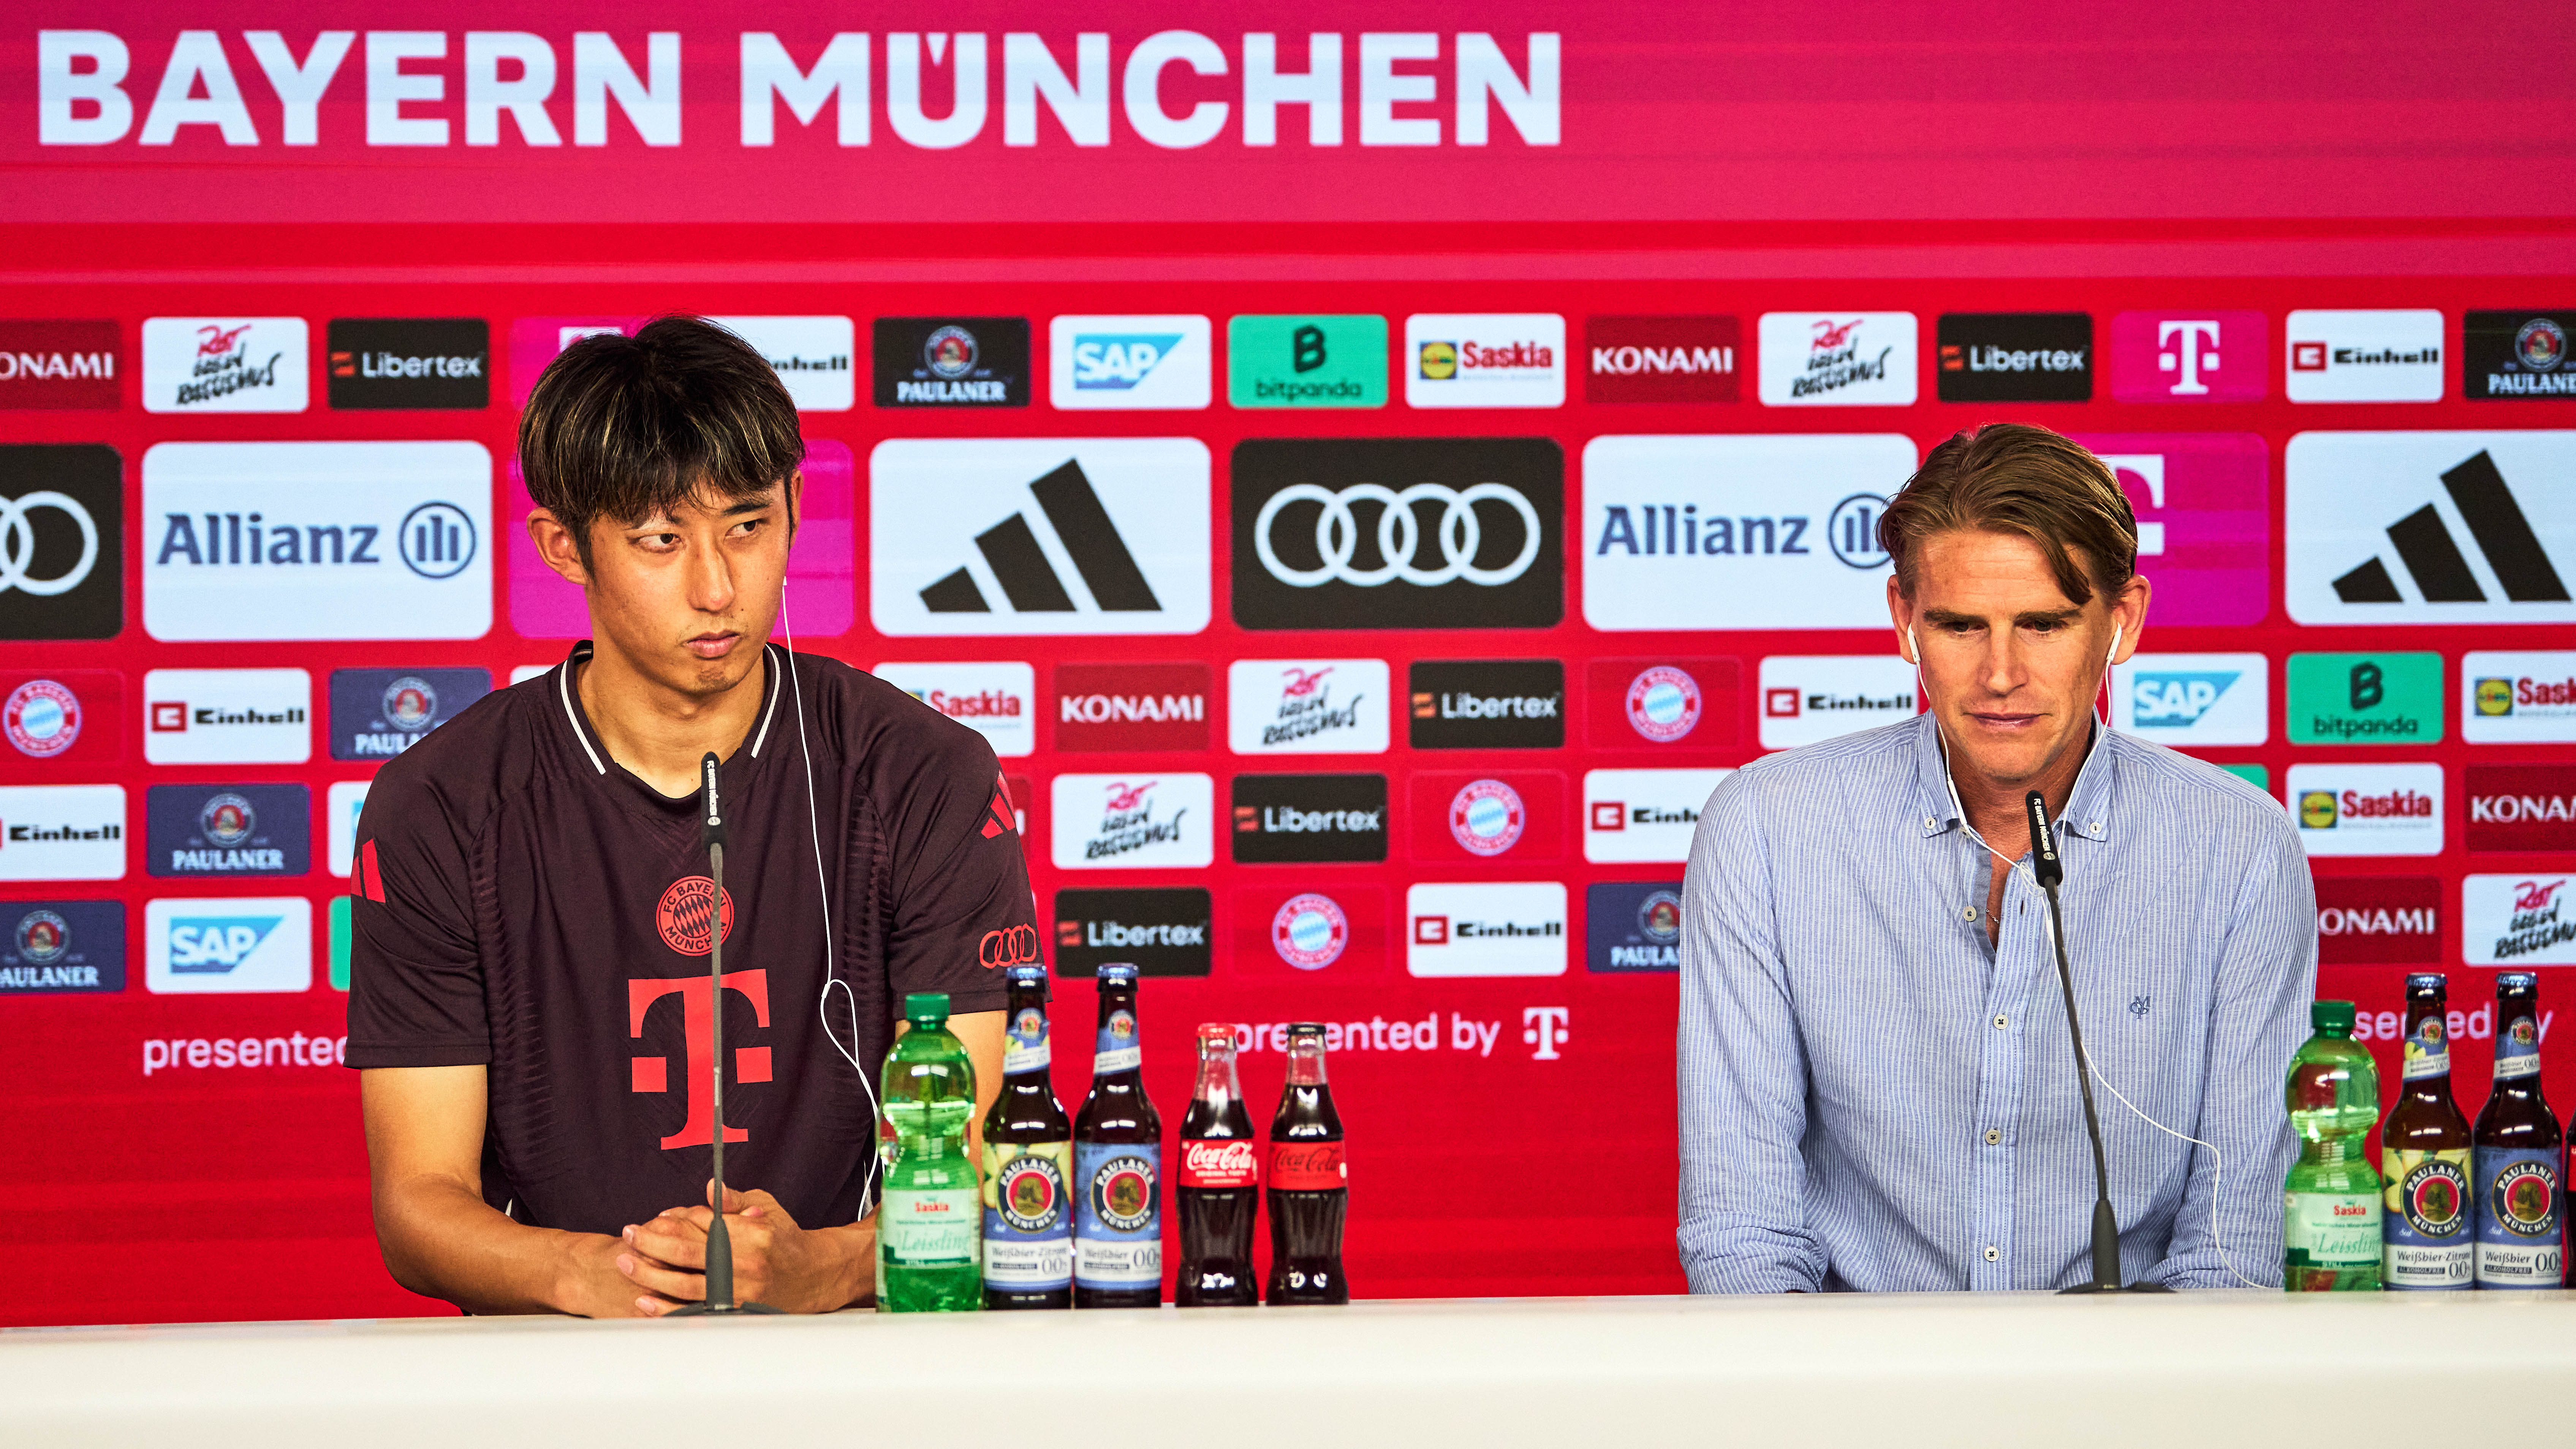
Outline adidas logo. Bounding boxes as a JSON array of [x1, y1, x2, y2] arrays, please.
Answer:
[[920, 459, 1161, 616], [2332, 450, 2571, 606]]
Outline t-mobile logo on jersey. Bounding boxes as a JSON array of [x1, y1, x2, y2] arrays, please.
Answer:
[[630, 969, 771, 1150]]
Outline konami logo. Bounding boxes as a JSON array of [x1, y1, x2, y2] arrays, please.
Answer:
[[2465, 764, 2576, 854], [0, 321, 121, 410], [2314, 875, 2441, 965], [1054, 662, 1210, 751]]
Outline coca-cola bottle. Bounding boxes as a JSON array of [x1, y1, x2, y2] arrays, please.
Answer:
[[1176, 1023, 1260, 1307], [1072, 963, 1162, 1308], [1266, 1021, 1349, 1305]]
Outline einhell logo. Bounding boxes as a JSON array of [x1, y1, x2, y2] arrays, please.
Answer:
[[1054, 662, 1210, 751], [0, 321, 120, 410], [1051, 887, 1212, 978], [2315, 875, 2441, 965], [1231, 774, 1388, 864], [1934, 313, 2092, 403], [0, 783, 127, 882], [326, 319, 490, 410], [1405, 881, 1568, 978], [2467, 765, 2576, 854], [2285, 310, 2444, 403], [1584, 316, 1739, 404]]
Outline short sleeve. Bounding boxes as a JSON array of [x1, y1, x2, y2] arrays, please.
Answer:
[[344, 760, 491, 1068], [880, 728, 1036, 1017]]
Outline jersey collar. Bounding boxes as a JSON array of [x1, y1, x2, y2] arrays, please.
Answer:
[[552, 640, 788, 805]]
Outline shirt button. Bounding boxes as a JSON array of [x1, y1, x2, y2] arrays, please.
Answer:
[[1924, 816, 1936, 830], [1962, 906, 1978, 922], [2088, 821, 2104, 837], [1994, 1014, 2009, 1030], [1984, 1246, 2000, 1262], [1985, 1128, 2002, 1145]]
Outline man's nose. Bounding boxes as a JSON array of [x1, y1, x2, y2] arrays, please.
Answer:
[[689, 539, 735, 613]]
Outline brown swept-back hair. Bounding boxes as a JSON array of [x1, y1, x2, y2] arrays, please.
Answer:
[[1877, 423, 2138, 606], [518, 315, 804, 565]]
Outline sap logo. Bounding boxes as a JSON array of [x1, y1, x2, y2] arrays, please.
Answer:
[[166, 915, 282, 973], [1071, 335, 1181, 390], [2131, 671, 2239, 726]]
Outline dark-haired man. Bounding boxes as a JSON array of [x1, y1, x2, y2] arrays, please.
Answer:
[[348, 316, 1031, 1315], [1677, 422, 2313, 1293]]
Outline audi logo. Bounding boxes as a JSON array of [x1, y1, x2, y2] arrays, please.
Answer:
[[0, 492, 100, 597], [1255, 482, 1542, 588], [979, 924, 1042, 969]]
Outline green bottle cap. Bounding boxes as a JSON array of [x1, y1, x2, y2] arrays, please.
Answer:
[[904, 991, 951, 1027], [2312, 1000, 2356, 1035]]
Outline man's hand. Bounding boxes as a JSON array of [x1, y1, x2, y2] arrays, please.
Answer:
[[619, 1183, 874, 1315]]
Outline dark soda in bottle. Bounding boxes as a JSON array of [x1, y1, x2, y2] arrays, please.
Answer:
[[1266, 1022, 1349, 1305], [1073, 963, 1162, 1308], [1177, 1023, 1259, 1307], [981, 965, 1073, 1309]]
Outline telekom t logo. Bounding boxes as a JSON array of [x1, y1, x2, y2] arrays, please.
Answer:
[[630, 969, 771, 1150], [2111, 310, 2267, 403], [1523, 1006, 1570, 1060]]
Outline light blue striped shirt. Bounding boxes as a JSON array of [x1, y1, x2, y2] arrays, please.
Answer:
[[1677, 713, 2315, 1293]]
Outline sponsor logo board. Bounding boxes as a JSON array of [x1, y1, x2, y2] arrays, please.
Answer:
[[1581, 769, 1731, 864], [1051, 315, 1212, 410], [1050, 774, 1214, 870], [142, 669, 312, 765], [1582, 433, 1915, 631], [1586, 659, 1738, 748], [327, 781, 368, 878], [2465, 312, 2576, 400], [326, 318, 490, 410], [2464, 876, 2576, 966], [2464, 651, 2576, 743], [1055, 662, 1210, 751], [2315, 876, 2441, 965], [1935, 313, 2092, 402], [1757, 313, 1918, 407], [706, 315, 853, 412], [1405, 313, 1565, 408], [327, 668, 489, 761], [146, 784, 310, 878], [1233, 438, 1562, 631], [2111, 652, 2269, 745], [0, 320, 121, 410], [146, 896, 312, 994], [1408, 660, 1565, 750], [2285, 310, 2444, 403], [2109, 310, 2267, 403], [2285, 432, 2576, 625], [1405, 881, 1567, 978], [1587, 881, 1683, 973], [2466, 765, 2576, 854], [1227, 315, 1387, 408], [2287, 763, 2444, 857], [1409, 773, 1563, 862], [872, 661, 1035, 757], [1758, 656, 1919, 749], [2068, 433, 2271, 627], [0, 443, 124, 642], [143, 441, 492, 641], [142, 317, 307, 413], [1226, 659, 1389, 755], [1232, 886, 1386, 977], [2286, 653, 2443, 745], [1052, 887, 1212, 977], [3, 671, 120, 764], [0, 784, 126, 881], [1584, 316, 1739, 405], [873, 316, 1030, 408], [0, 899, 124, 994], [873, 439, 1211, 637], [1230, 774, 1388, 864]]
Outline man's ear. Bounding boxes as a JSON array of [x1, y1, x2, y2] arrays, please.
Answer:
[[786, 471, 802, 543], [527, 508, 591, 588]]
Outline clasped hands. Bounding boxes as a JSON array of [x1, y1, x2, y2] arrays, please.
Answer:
[[607, 1182, 870, 1316]]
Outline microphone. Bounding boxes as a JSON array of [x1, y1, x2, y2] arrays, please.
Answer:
[[2026, 789, 2169, 1296], [667, 751, 781, 1316]]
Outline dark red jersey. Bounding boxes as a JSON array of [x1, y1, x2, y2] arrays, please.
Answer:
[[345, 643, 1032, 1235]]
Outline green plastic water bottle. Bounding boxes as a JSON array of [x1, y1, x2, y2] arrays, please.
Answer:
[[878, 992, 982, 1312], [2283, 999, 2383, 1291]]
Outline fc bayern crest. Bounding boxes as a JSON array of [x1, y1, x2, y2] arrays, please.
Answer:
[[2517, 317, 2568, 373], [4, 679, 82, 758], [1271, 892, 1350, 971], [925, 325, 979, 379], [1625, 666, 1702, 743], [1449, 778, 1527, 857], [381, 676, 438, 731], [1637, 889, 1682, 944], [655, 875, 736, 956], [199, 793, 256, 846], [15, 909, 70, 964]]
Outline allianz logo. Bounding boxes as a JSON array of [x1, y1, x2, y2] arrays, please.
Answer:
[[1074, 919, 1207, 946], [153, 502, 476, 579], [168, 916, 280, 972], [2131, 671, 2239, 725]]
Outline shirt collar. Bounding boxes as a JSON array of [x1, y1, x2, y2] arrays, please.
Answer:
[[1911, 712, 2120, 846]]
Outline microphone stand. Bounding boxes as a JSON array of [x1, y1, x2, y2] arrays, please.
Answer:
[[2027, 790, 2169, 1296], [668, 751, 782, 1316]]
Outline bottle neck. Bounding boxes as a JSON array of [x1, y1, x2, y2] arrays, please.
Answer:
[[1285, 1043, 1328, 1087], [1193, 1048, 1242, 1109]]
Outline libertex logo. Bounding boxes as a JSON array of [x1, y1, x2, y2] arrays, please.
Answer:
[[630, 968, 771, 1149]]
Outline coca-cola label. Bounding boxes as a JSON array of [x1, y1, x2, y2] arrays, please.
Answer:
[[1180, 1138, 1260, 1189], [1269, 1140, 1347, 1191]]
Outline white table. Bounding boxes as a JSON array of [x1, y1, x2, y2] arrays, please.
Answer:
[[8, 1292, 2574, 1447]]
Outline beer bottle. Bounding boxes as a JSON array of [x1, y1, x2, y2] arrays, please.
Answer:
[[1073, 963, 1163, 1307], [2381, 974, 2473, 1291], [2473, 973, 2563, 1289], [1266, 1022, 1350, 1305], [981, 965, 1073, 1310], [1176, 1023, 1260, 1307]]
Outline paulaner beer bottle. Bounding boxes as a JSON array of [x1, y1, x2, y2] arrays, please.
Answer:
[[1266, 1022, 1349, 1305], [2282, 1000, 2381, 1291], [1073, 964, 1163, 1308], [2473, 973, 2563, 1288], [981, 965, 1073, 1310], [1176, 1023, 1260, 1306], [2382, 974, 2474, 1291]]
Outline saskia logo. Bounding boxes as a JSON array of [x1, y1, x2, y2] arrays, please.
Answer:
[[979, 923, 1041, 969], [655, 876, 736, 957]]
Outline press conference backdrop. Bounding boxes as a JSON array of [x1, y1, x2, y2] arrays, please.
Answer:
[[2, 5, 2573, 1327]]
